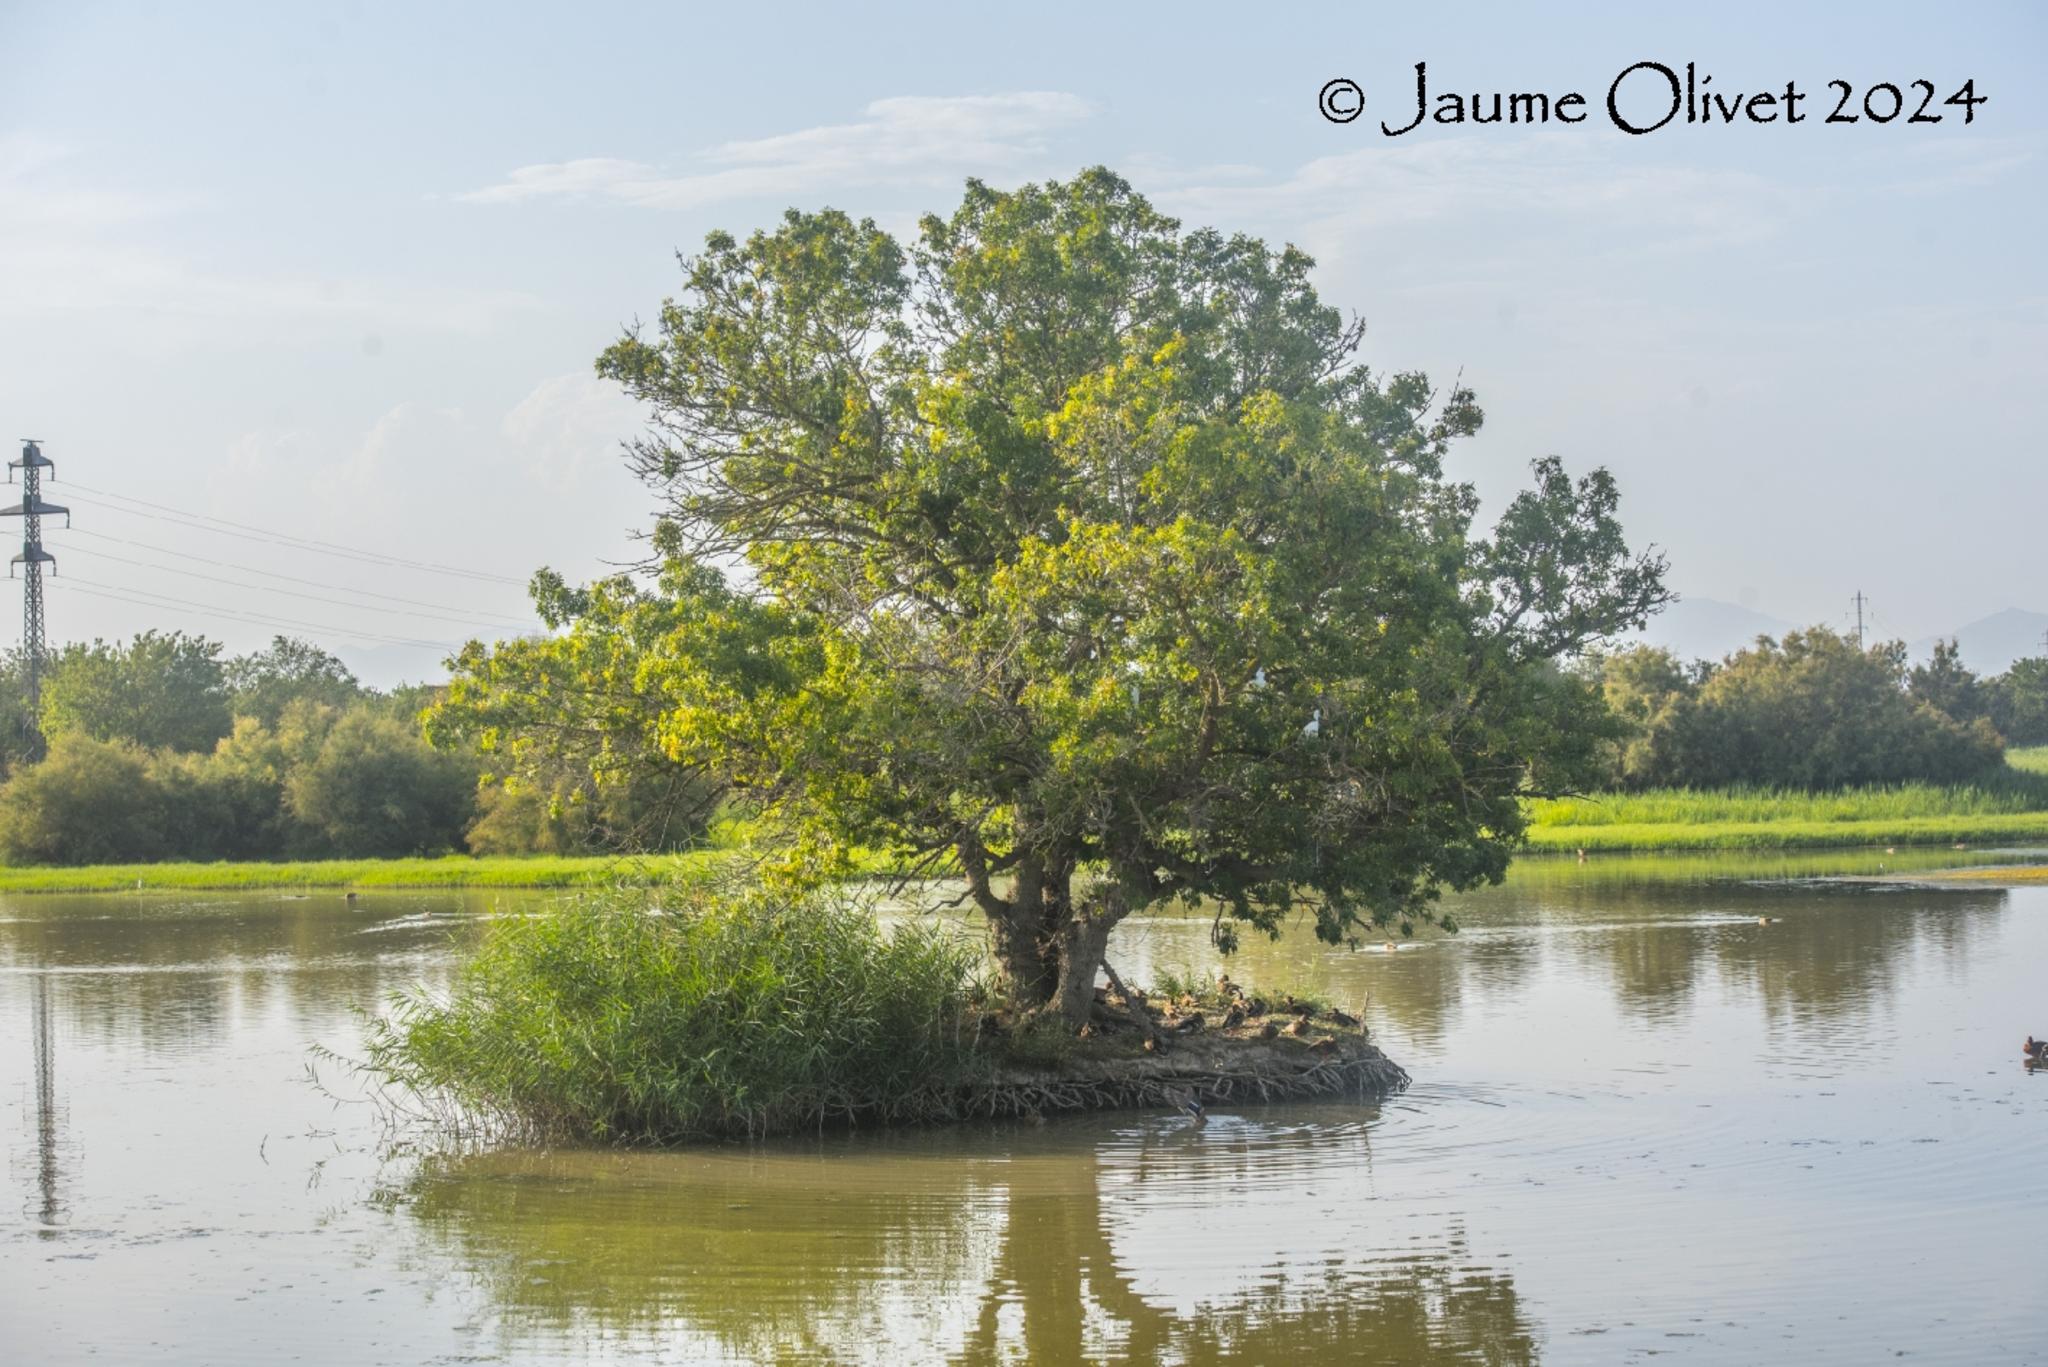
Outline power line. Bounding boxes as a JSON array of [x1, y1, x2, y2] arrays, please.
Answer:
[[60, 485, 527, 586], [51, 576, 468, 651], [59, 527, 533, 625], [58, 541, 533, 631]]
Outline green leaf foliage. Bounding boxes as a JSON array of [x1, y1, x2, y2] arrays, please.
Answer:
[[440, 169, 1670, 1016]]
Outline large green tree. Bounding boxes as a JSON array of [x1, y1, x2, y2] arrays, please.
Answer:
[[40, 630, 232, 753], [437, 170, 1669, 1022], [225, 635, 364, 727], [1596, 627, 2005, 789], [1987, 656, 2048, 745]]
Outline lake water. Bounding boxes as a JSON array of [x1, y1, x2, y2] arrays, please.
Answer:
[[4, 850, 2047, 1365]]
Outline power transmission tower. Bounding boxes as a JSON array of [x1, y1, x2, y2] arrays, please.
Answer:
[[1851, 590, 1868, 648], [4, 440, 70, 742]]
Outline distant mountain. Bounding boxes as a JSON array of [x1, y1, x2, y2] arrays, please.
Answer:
[[1626, 596, 1796, 665], [1909, 608, 2048, 676]]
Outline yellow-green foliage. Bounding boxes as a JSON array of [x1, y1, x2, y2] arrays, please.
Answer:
[[1529, 782, 2047, 828], [1523, 755, 2048, 851], [1522, 812, 2048, 852], [2009, 745, 2048, 776]]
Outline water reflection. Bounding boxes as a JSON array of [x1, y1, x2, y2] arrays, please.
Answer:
[[3, 860, 2046, 1366], [29, 972, 63, 1235], [397, 1117, 1535, 1366]]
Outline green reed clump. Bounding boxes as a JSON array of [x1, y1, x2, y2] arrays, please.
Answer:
[[362, 883, 989, 1142]]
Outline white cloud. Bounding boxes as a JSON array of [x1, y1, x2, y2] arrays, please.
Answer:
[[458, 92, 1094, 210], [501, 372, 644, 490], [0, 137, 537, 335], [1156, 134, 1790, 256]]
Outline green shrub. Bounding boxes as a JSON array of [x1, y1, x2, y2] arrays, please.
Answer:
[[286, 709, 476, 856], [362, 883, 988, 1141], [0, 733, 170, 863]]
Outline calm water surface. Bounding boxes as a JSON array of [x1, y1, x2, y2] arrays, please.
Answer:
[[4, 850, 2046, 1365]]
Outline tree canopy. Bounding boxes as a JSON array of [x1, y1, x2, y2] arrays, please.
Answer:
[[434, 169, 1670, 1021], [225, 635, 364, 726], [40, 630, 232, 753], [1589, 630, 2007, 789]]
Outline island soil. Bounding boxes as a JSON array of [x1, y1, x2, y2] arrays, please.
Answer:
[[962, 980, 1408, 1120]]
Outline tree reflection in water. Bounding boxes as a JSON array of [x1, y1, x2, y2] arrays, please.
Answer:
[[394, 1116, 1535, 1366]]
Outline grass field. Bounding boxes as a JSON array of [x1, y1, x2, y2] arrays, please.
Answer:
[[0, 853, 729, 894], [1523, 752, 2048, 853], [1522, 810, 2048, 852]]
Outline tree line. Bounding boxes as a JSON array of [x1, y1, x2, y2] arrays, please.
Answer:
[[1587, 627, 2048, 791], [0, 631, 703, 864]]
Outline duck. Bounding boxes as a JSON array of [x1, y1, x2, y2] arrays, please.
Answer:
[[2026, 1036, 2047, 1063], [1327, 1006, 1360, 1029], [1306, 1037, 1339, 1055], [1257, 1021, 1280, 1041], [1163, 1084, 1206, 1123], [1221, 1003, 1246, 1030], [1242, 996, 1269, 1018], [1285, 1016, 1312, 1037]]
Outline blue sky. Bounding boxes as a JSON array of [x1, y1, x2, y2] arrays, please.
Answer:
[[2, 1, 2041, 682]]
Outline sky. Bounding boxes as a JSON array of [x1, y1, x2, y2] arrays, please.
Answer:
[[1, 1, 2042, 684]]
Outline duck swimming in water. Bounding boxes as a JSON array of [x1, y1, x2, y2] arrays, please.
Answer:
[[1163, 1084, 1206, 1123]]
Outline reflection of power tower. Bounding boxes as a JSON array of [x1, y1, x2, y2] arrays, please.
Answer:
[[3, 440, 69, 741], [33, 971, 63, 1235]]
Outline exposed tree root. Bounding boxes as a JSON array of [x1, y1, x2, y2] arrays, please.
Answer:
[[951, 1033, 1409, 1121]]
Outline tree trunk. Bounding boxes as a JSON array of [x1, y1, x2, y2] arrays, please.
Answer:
[[1051, 914, 1111, 1026], [989, 906, 1060, 1009], [973, 850, 1130, 1025], [985, 852, 1065, 1010]]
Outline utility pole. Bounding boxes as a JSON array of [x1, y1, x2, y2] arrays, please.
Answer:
[[1851, 590, 1868, 649], [4, 440, 69, 743]]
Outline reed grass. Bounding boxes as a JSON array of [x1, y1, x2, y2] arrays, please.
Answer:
[[360, 883, 990, 1142]]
